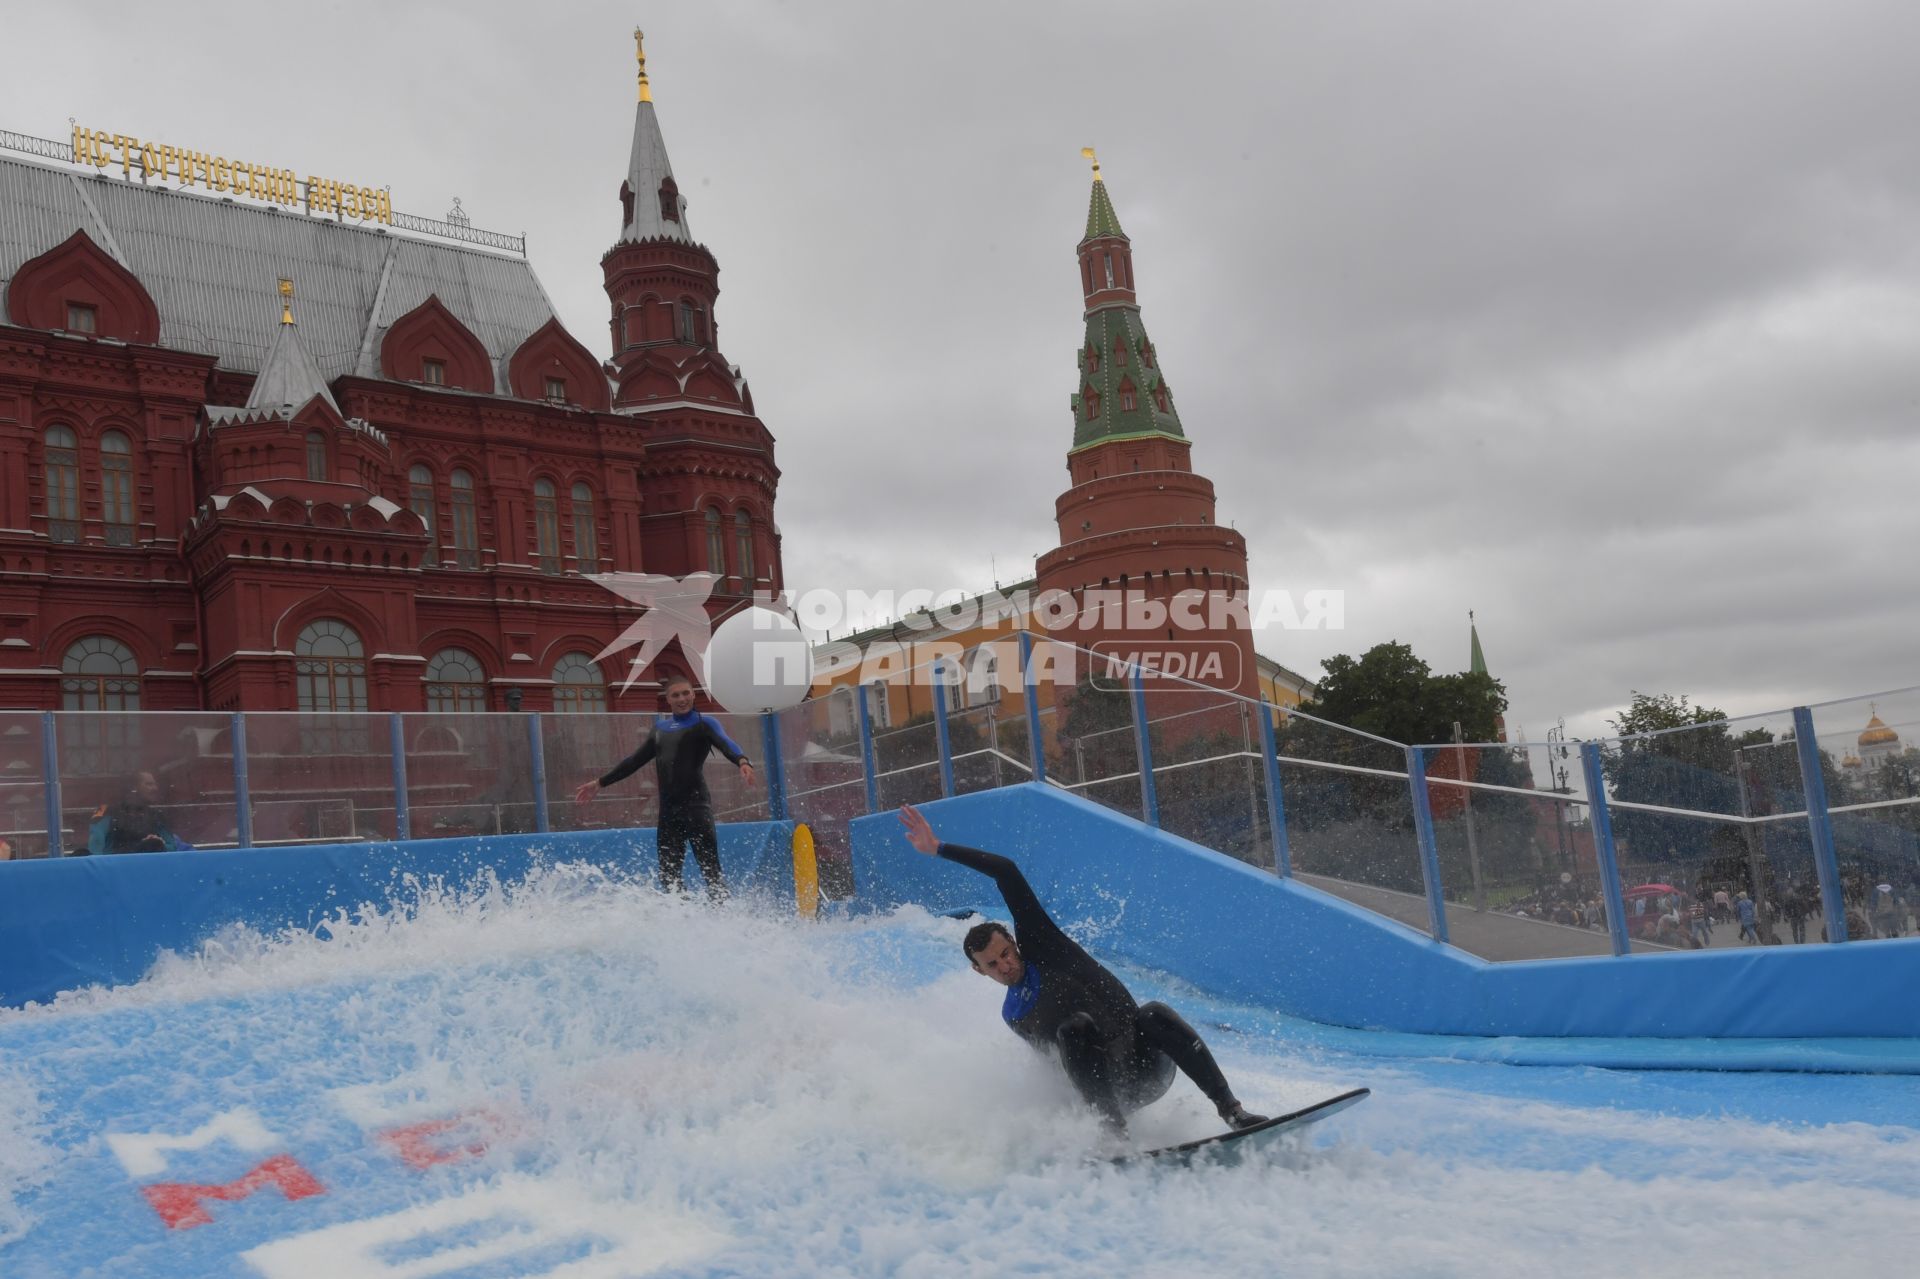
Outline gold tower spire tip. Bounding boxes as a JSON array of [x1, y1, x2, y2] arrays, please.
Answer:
[[634, 27, 652, 103], [278, 278, 294, 326], [1081, 146, 1102, 181]]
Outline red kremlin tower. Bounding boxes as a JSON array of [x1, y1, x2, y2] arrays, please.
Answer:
[[1033, 152, 1258, 697]]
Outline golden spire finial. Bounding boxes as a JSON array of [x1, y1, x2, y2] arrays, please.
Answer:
[[278, 277, 294, 326], [634, 27, 651, 102], [1081, 146, 1102, 182]]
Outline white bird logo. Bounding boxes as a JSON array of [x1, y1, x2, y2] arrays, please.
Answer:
[[588, 571, 720, 693]]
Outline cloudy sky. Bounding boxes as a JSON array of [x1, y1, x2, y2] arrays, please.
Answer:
[[9, 1, 1920, 741]]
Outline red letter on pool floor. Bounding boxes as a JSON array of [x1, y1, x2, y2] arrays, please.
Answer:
[[142, 1154, 325, 1229], [377, 1110, 497, 1170]]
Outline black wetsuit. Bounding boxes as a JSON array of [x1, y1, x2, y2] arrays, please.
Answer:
[[600, 711, 749, 899], [937, 842, 1241, 1127]]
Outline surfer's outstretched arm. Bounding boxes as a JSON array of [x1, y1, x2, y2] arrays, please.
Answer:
[[897, 805, 1058, 939]]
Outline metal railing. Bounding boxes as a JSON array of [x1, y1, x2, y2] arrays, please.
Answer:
[[6, 638, 1917, 962]]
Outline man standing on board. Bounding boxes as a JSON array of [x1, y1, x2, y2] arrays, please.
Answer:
[[576, 674, 755, 900], [897, 803, 1266, 1137]]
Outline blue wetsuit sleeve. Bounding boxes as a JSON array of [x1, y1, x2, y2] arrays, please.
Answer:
[[934, 843, 1062, 944], [598, 729, 659, 788], [700, 715, 750, 765]]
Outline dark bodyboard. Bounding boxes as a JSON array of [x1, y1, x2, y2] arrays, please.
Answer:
[[1108, 1086, 1370, 1165]]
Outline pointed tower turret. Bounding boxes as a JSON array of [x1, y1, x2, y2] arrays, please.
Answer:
[[617, 27, 693, 245], [1467, 610, 1507, 742], [1036, 151, 1256, 697], [603, 30, 732, 399], [1070, 150, 1183, 451], [595, 29, 782, 609], [246, 278, 338, 414]]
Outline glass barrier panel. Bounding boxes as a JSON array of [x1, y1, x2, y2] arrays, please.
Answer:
[[1038, 676, 1142, 819], [1422, 742, 1620, 959], [50, 712, 236, 854], [1274, 709, 1406, 775], [776, 697, 866, 899], [947, 702, 1029, 796], [400, 713, 536, 838], [241, 712, 397, 846], [0, 712, 47, 859], [1597, 705, 1818, 946], [1280, 756, 1424, 919], [704, 712, 771, 824], [1804, 687, 1920, 938], [1148, 688, 1270, 869], [544, 712, 660, 833], [855, 661, 934, 809]]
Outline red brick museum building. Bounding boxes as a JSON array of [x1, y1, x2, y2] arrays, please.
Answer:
[[0, 52, 781, 715]]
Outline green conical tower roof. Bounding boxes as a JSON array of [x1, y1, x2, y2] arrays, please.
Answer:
[[1469, 613, 1489, 677], [1070, 308, 1185, 450], [1083, 171, 1127, 242], [1069, 161, 1183, 452]]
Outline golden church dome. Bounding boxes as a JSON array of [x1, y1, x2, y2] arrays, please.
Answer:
[[1859, 710, 1899, 748]]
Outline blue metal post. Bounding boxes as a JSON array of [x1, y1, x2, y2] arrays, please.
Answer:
[[40, 712, 62, 857], [931, 661, 956, 799], [856, 683, 879, 814], [1579, 742, 1632, 957], [1257, 701, 1291, 877], [528, 713, 550, 833], [390, 712, 411, 841], [1406, 746, 1450, 944], [231, 713, 254, 850], [1018, 631, 1047, 785], [1130, 666, 1160, 829], [760, 713, 788, 821], [1792, 705, 1849, 943]]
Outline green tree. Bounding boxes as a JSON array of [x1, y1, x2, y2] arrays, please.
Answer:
[[1296, 641, 1506, 747]]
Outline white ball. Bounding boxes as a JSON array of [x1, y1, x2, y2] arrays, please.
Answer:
[[702, 608, 813, 714]]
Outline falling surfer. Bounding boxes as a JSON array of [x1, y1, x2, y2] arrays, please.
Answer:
[[897, 803, 1268, 1139]]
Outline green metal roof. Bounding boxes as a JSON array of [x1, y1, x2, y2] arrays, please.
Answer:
[[1070, 307, 1184, 450], [1082, 177, 1127, 243]]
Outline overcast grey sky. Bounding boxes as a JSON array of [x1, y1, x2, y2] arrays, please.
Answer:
[[9, 1, 1920, 742]]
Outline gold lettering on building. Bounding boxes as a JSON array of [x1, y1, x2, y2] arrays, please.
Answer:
[[67, 121, 394, 226]]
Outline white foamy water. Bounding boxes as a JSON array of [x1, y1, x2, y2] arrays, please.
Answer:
[[0, 863, 1914, 1277]]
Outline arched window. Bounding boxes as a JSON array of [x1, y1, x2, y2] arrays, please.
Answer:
[[733, 511, 754, 585], [827, 685, 856, 738], [678, 301, 697, 345], [551, 652, 606, 713], [43, 425, 79, 543], [865, 680, 892, 729], [533, 478, 561, 575], [1118, 380, 1136, 413], [704, 507, 725, 576], [60, 636, 140, 710], [1153, 384, 1170, 413], [449, 468, 479, 569], [295, 620, 367, 712], [305, 430, 328, 482], [100, 431, 134, 545], [425, 647, 488, 712], [571, 482, 598, 572], [1083, 388, 1101, 421], [408, 464, 437, 566]]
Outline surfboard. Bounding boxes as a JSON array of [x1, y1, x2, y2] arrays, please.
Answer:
[[1107, 1087, 1370, 1165]]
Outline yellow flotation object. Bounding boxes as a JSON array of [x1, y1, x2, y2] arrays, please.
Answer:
[[792, 823, 820, 919]]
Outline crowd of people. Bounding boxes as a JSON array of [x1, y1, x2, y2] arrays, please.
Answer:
[[1495, 875, 1914, 946]]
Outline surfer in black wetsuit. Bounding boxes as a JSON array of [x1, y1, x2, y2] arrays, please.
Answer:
[[575, 674, 755, 899], [898, 804, 1266, 1137]]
